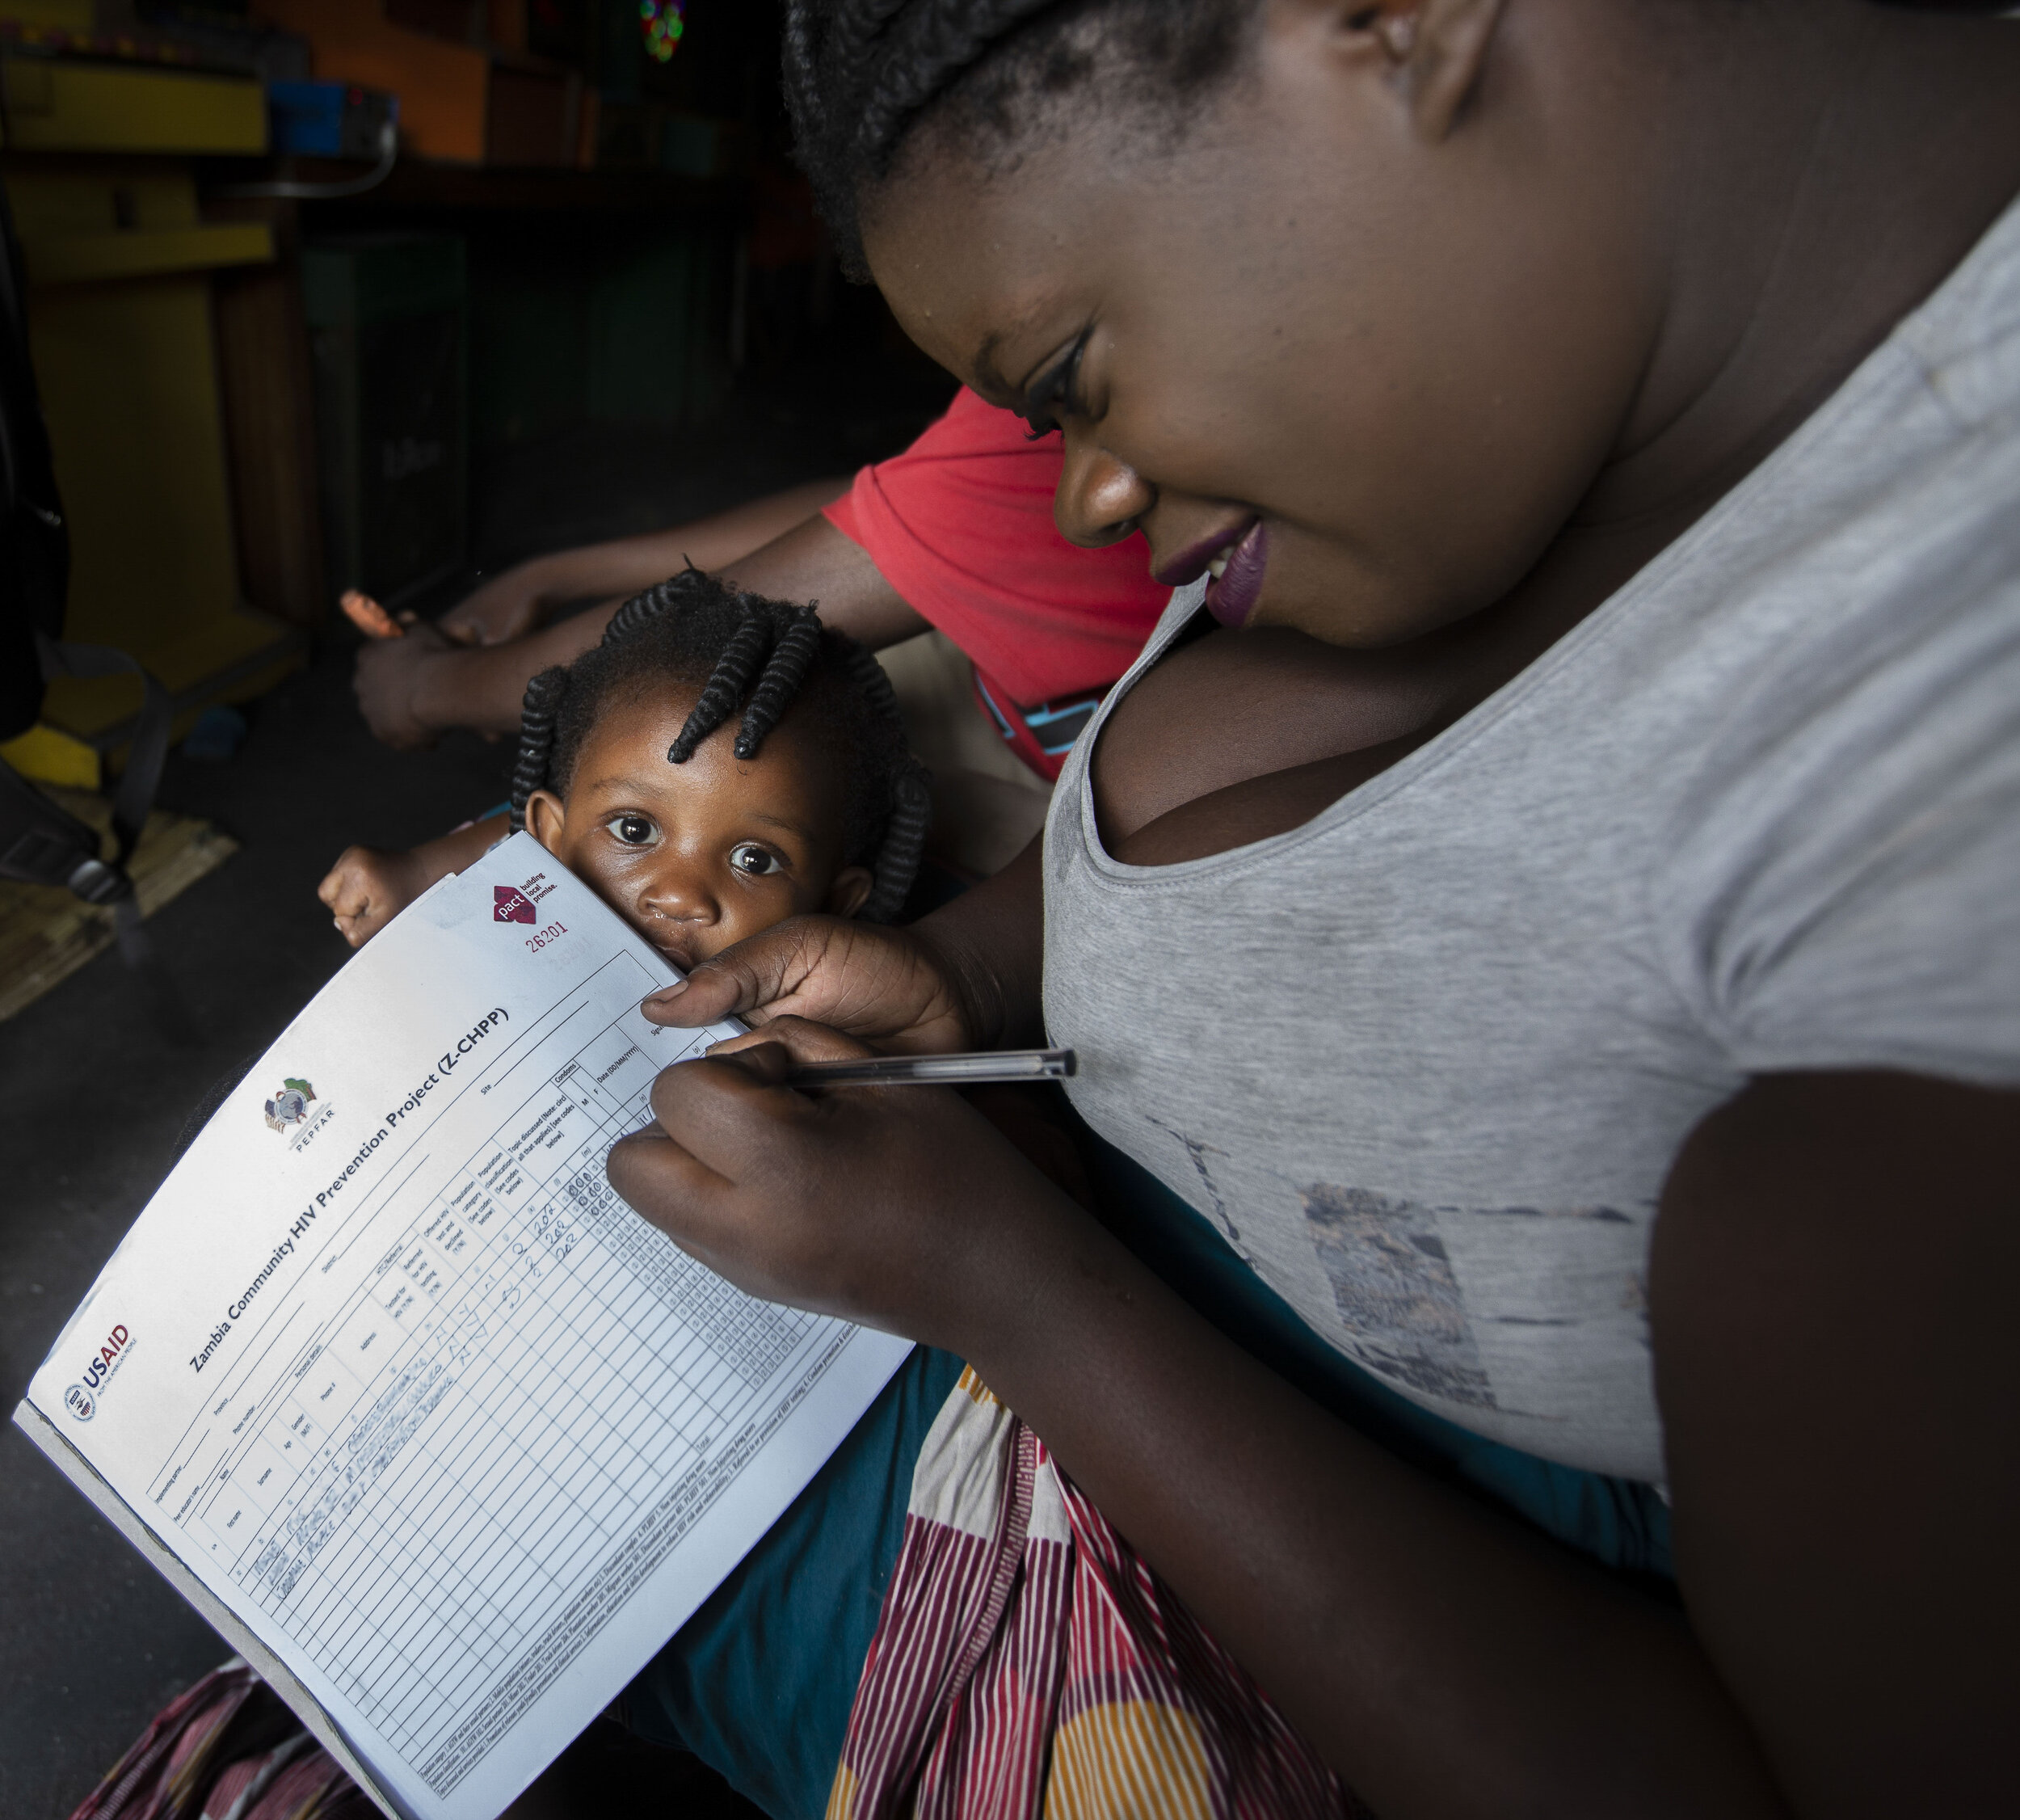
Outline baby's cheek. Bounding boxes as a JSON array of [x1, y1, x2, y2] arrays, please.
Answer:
[[686, 923, 740, 964], [701, 885, 805, 957]]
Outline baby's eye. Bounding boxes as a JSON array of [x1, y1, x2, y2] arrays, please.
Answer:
[[612, 814, 656, 846], [729, 843, 781, 878]]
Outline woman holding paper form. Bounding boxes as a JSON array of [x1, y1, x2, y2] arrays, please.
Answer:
[[593, 3, 2020, 1818]]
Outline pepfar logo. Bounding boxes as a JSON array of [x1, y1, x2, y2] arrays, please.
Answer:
[[263, 1077, 316, 1133], [494, 886, 536, 925]]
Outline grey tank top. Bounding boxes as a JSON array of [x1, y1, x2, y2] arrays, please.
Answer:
[[1042, 196, 2020, 1482]]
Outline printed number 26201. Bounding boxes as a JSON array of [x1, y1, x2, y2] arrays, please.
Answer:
[[524, 921, 567, 953]]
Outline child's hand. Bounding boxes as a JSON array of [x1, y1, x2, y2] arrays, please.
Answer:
[[436, 562, 553, 646], [318, 845, 431, 948], [351, 625, 453, 749]]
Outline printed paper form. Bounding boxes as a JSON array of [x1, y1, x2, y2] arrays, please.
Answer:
[[22, 835, 911, 1820]]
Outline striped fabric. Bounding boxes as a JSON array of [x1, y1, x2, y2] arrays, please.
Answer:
[[829, 1371, 1358, 1820], [68, 1660, 374, 1820]]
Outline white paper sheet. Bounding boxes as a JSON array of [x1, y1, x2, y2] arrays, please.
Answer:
[[19, 834, 911, 1820]]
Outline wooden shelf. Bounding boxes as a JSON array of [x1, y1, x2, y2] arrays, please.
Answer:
[[0, 55, 264, 155], [264, 156, 744, 217], [20, 219, 271, 284]]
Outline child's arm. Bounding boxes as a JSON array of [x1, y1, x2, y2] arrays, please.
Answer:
[[436, 476, 852, 647], [355, 513, 924, 748], [318, 812, 511, 948]]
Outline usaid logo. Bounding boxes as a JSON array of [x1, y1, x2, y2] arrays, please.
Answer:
[[67, 1323, 131, 1419]]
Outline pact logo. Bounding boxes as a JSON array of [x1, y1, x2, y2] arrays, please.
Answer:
[[494, 886, 536, 925], [65, 1323, 131, 1421]]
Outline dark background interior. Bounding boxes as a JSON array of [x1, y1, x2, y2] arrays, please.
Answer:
[[0, 2, 954, 1812]]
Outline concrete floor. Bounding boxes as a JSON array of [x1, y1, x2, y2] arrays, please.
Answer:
[[0, 359, 950, 1818]]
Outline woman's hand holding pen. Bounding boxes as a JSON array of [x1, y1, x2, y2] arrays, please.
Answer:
[[617, 835, 1063, 1340], [605, 1016, 1084, 1350]]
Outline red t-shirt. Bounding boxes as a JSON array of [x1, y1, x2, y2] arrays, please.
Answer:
[[823, 386, 1170, 776]]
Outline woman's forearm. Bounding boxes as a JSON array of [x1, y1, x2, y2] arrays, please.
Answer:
[[612, 899, 1771, 1809], [913, 832, 1050, 1048], [957, 1198, 1785, 1819]]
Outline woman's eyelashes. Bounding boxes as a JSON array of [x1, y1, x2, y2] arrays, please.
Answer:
[[1020, 330, 1092, 439]]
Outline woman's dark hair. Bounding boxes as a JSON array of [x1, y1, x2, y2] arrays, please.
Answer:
[[508, 569, 931, 923], [783, 0, 1255, 277]]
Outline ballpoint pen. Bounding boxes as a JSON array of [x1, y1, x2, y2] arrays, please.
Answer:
[[780, 1047, 1075, 1087]]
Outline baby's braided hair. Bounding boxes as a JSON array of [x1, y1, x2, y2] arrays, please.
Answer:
[[783, 0, 1256, 276], [510, 568, 931, 923]]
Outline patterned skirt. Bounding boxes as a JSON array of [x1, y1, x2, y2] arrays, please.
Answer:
[[65, 1660, 372, 1820], [828, 1369, 1357, 1820]]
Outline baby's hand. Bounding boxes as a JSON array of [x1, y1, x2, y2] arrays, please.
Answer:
[[318, 845, 430, 948]]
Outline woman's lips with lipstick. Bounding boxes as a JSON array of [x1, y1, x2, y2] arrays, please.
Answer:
[[1155, 517, 1267, 627], [1203, 519, 1266, 627]]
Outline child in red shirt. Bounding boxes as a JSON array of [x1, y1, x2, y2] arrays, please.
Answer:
[[356, 388, 1169, 782], [821, 386, 1165, 777]]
